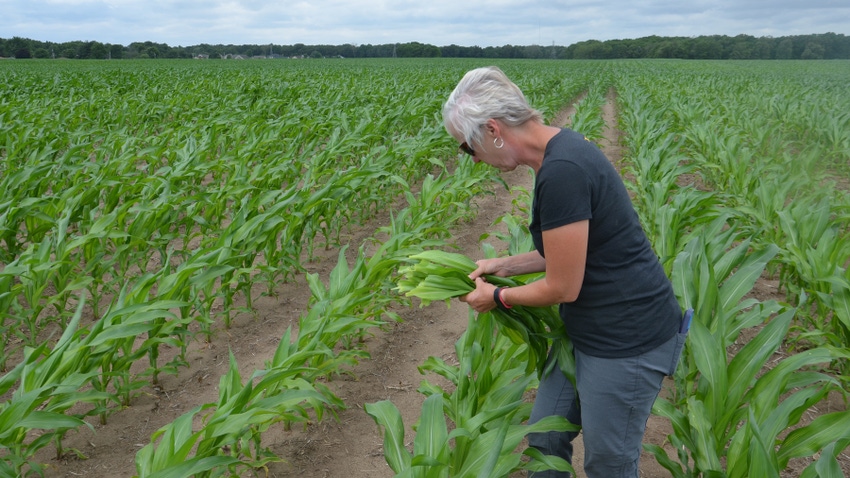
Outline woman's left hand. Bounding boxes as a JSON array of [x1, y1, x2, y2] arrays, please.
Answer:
[[459, 277, 499, 313]]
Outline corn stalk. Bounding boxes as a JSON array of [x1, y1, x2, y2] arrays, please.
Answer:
[[367, 311, 577, 477]]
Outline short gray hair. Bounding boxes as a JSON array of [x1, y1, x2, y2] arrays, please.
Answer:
[[442, 66, 543, 149]]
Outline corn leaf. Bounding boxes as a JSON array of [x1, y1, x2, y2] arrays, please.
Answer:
[[413, 393, 449, 467], [144, 456, 240, 478], [688, 320, 727, 427], [365, 400, 412, 473], [777, 411, 850, 467], [725, 308, 793, 413]]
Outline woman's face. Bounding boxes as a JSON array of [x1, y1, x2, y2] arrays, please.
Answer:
[[450, 127, 517, 172], [449, 120, 518, 172], [448, 125, 480, 163], [457, 139, 487, 166]]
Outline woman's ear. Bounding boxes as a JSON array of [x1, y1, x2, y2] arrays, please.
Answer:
[[484, 118, 500, 138]]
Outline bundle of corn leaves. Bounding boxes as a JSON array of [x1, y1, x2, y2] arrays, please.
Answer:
[[396, 250, 575, 383]]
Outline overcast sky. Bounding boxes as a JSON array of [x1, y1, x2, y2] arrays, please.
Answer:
[[3, 0, 848, 47]]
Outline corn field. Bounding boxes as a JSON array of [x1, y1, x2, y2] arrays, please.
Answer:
[[1, 58, 849, 477]]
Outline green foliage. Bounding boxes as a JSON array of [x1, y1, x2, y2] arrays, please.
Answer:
[[616, 60, 850, 476], [396, 250, 575, 381], [1, 58, 848, 476], [367, 313, 577, 477]]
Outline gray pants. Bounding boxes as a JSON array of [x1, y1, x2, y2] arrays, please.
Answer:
[[527, 332, 685, 477]]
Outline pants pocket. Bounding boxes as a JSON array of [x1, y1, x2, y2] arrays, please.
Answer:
[[666, 332, 687, 376]]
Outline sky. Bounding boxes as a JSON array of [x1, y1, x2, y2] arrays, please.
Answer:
[[2, 0, 849, 47]]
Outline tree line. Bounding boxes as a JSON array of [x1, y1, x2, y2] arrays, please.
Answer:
[[1, 33, 848, 60]]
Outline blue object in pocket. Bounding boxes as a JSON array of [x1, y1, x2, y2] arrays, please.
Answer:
[[679, 308, 694, 334], [667, 308, 694, 376]]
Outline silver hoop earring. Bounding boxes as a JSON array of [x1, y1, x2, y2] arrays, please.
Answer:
[[494, 137, 504, 149]]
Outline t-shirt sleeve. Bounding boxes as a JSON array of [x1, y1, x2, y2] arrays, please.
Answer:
[[536, 159, 593, 231]]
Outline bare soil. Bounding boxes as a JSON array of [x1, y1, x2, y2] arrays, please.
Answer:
[[32, 91, 846, 478]]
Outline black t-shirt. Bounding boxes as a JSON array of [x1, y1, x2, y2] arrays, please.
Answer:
[[530, 129, 680, 358]]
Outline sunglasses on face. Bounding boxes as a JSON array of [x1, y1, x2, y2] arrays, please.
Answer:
[[459, 142, 475, 157]]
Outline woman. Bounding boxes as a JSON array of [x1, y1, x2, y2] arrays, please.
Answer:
[[442, 66, 685, 477]]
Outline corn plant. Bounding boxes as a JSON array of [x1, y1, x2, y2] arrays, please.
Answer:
[[0, 297, 110, 475], [396, 249, 575, 381], [649, 304, 850, 477], [620, 131, 722, 272], [0, 265, 21, 371], [367, 312, 577, 477], [86, 276, 192, 419], [569, 87, 606, 144], [727, 166, 808, 254], [670, 217, 780, 344], [299, 246, 388, 362], [134, 349, 336, 478], [646, 227, 850, 476]]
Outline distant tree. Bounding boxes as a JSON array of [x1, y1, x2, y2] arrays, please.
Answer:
[[522, 44, 546, 59], [500, 45, 522, 58], [729, 34, 757, 59], [775, 39, 795, 59], [3, 32, 850, 61], [801, 41, 825, 59], [109, 44, 123, 59], [482, 46, 500, 58], [818, 32, 849, 58], [90, 42, 108, 59], [573, 40, 611, 59], [654, 39, 688, 58], [396, 42, 440, 57], [607, 40, 639, 59], [7, 37, 31, 58], [691, 36, 723, 59], [440, 44, 464, 57], [75, 41, 92, 59], [755, 37, 774, 59]]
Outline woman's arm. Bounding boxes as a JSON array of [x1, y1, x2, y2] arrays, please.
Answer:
[[461, 220, 588, 312], [468, 250, 546, 279]]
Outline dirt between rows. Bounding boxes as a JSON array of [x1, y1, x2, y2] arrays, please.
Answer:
[[33, 90, 845, 477]]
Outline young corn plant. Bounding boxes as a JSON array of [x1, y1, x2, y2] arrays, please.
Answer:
[[395, 250, 575, 381], [367, 312, 577, 477], [667, 216, 779, 344], [86, 274, 191, 420], [569, 88, 606, 144], [649, 302, 850, 477], [298, 246, 387, 364], [0, 297, 110, 475], [134, 347, 339, 478], [0, 261, 28, 371], [647, 228, 850, 476]]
